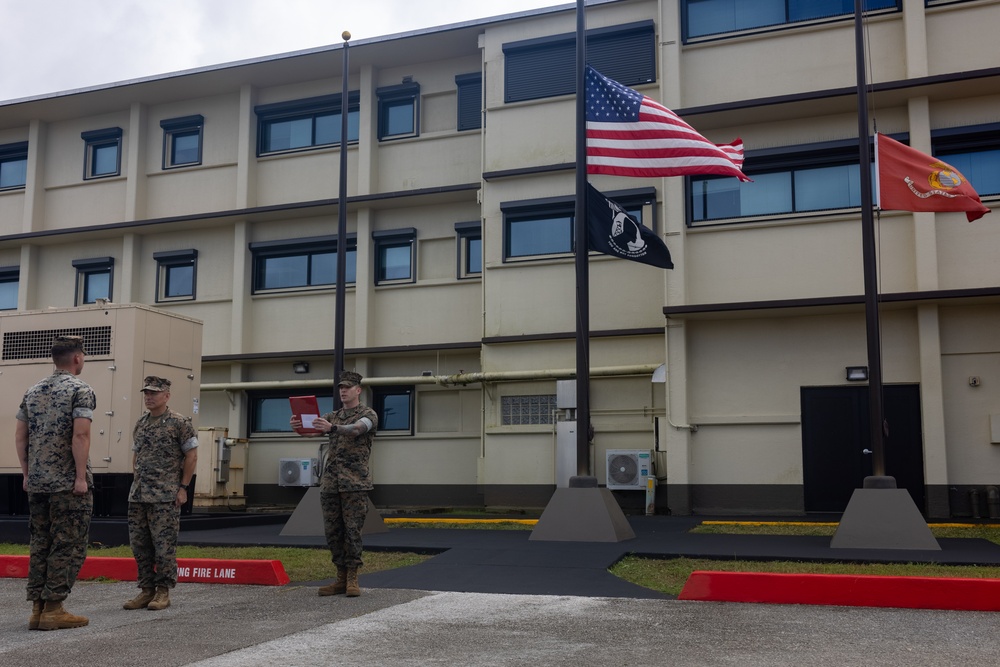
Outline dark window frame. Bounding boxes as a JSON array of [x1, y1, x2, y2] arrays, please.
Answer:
[[249, 234, 357, 294], [0, 265, 18, 311], [0, 141, 28, 191], [255, 92, 360, 156], [248, 388, 336, 435], [372, 228, 417, 285], [161, 115, 204, 169], [455, 73, 483, 131], [931, 122, 1000, 198], [687, 137, 880, 226], [81, 127, 123, 180], [372, 385, 414, 435], [681, 0, 899, 43], [455, 221, 482, 279], [377, 82, 420, 141], [72, 257, 114, 305], [503, 20, 656, 103], [153, 249, 198, 302], [501, 188, 656, 262]]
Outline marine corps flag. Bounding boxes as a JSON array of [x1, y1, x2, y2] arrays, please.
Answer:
[[586, 183, 673, 269], [877, 133, 989, 222]]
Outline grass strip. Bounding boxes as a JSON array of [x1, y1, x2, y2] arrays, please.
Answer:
[[0, 543, 429, 583], [610, 556, 1000, 597]]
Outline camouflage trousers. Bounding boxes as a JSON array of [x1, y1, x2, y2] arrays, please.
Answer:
[[128, 502, 181, 589], [320, 490, 368, 569], [26, 490, 93, 603]]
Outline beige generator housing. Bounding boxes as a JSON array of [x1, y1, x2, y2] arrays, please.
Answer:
[[1, 303, 202, 515]]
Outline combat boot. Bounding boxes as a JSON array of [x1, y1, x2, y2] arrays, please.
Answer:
[[146, 586, 171, 611], [29, 600, 43, 630], [345, 568, 361, 597], [37, 601, 89, 630], [318, 567, 348, 596], [123, 587, 156, 610]]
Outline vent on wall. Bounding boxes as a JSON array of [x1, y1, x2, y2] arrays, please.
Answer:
[[2, 326, 112, 361]]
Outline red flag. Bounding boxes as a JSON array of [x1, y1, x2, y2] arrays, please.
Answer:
[[585, 66, 749, 181], [876, 133, 989, 222]]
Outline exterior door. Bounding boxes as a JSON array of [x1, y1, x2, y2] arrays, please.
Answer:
[[801, 384, 925, 513]]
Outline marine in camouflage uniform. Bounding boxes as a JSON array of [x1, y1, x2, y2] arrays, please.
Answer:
[[14, 335, 95, 631], [124, 376, 198, 612], [290, 370, 377, 597]]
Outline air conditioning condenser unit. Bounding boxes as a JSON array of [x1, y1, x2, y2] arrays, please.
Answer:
[[605, 449, 653, 490], [278, 458, 320, 487]]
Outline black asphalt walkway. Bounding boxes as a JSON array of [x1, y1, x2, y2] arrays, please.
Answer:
[[171, 514, 1000, 600]]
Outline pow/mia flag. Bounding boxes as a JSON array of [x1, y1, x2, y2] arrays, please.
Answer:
[[586, 183, 673, 269]]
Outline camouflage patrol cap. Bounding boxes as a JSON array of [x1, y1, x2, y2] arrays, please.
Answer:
[[141, 376, 171, 392], [338, 370, 363, 387], [51, 335, 86, 356]]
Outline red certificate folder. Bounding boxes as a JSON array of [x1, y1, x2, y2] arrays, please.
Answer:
[[289, 395, 322, 435]]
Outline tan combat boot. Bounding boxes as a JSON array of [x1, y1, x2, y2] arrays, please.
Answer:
[[146, 586, 171, 611], [37, 601, 89, 631], [123, 587, 156, 610], [345, 568, 361, 597], [29, 600, 43, 630], [318, 567, 348, 596]]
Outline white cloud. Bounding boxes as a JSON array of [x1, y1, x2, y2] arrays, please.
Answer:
[[0, 0, 566, 101]]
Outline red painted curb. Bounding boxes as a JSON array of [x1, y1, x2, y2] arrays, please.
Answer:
[[0, 555, 289, 586], [678, 570, 1000, 611]]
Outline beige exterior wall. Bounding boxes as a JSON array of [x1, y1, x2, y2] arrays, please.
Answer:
[[2, 0, 999, 515]]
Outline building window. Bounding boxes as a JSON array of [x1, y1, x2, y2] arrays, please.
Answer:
[[161, 115, 203, 169], [455, 221, 482, 278], [683, 0, 898, 41], [502, 189, 653, 261], [373, 386, 413, 435], [688, 139, 872, 225], [250, 235, 356, 294], [456, 73, 482, 131], [504, 21, 655, 103], [377, 82, 420, 141], [81, 128, 123, 179], [72, 257, 114, 305], [931, 123, 1000, 197], [249, 390, 335, 434], [373, 228, 416, 285], [0, 142, 28, 190], [256, 93, 360, 156], [0, 266, 18, 310], [501, 394, 557, 426], [154, 249, 198, 302]]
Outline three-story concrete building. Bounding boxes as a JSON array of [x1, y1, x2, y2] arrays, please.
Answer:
[[2, 0, 998, 518]]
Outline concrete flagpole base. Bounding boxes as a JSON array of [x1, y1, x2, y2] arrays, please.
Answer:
[[279, 486, 388, 536], [830, 476, 940, 550], [529, 476, 636, 543]]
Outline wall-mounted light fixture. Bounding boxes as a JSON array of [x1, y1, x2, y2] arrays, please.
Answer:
[[845, 366, 868, 382], [292, 361, 310, 374]]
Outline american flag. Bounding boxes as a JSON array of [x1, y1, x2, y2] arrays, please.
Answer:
[[586, 65, 749, 181]]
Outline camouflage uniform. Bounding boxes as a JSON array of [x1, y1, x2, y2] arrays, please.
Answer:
[[16, 369, 96, 604], [127, 405, 197, 589], [319, 402, 378, 569]]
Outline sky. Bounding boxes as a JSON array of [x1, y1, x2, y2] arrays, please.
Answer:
[[0, 0, 567, 103]]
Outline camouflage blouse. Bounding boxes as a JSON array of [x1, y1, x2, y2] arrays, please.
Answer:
[[16, 370, 96, 493], [319, 404, 379, 493], [128, 408, 198, 503]]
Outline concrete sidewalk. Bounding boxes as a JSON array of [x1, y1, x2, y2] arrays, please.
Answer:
[[2, 578, 999, 667]]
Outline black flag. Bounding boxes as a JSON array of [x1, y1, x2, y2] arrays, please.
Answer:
[[586, 183, 673, 269]]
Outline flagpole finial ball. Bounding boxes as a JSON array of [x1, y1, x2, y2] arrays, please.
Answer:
[[342, 31, 351, 41]]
